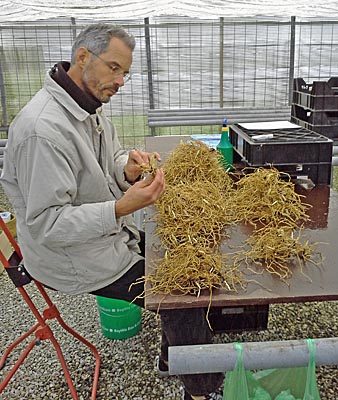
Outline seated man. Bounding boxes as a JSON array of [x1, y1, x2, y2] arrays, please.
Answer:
[[0, 23, 223, 400]]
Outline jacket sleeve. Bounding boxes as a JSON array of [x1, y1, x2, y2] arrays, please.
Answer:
[[15, 136, 122, 247], [102, 116, 133, 192]]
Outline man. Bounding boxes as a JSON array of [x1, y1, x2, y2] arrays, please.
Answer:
[[1, 23, 223, 399]]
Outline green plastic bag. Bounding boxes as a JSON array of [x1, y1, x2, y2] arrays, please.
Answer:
[[253, 367, 307, 399], [223, 343, 271, 400], [223, 339, 320, 400], [275, 389, 300, 400], [303, 339, 321, 400], [222, 343, 249, 400]]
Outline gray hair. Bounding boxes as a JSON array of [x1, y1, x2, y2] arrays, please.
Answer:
[[71, 23, 136, 64]]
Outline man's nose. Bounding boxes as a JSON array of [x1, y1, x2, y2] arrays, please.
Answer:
[[115, 74, 125, 87]]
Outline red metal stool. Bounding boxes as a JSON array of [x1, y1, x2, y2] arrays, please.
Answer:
[[0, 217, 100, 399]]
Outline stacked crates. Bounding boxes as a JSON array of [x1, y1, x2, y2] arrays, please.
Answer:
[[291, 77, 338, 140], [229, 123, 333, 185]]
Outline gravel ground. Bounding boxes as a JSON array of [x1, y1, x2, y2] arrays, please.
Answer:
[[1, 178, 338, 400]]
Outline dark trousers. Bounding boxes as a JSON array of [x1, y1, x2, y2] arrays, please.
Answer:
[[91, 232, 224, 396]]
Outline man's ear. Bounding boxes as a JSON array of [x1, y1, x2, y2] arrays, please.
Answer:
[[75, 47, 90, 69]]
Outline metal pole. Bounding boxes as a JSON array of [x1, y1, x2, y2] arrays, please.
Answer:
[[219, 17, 224, 108], [288, 16, 296, 106], [0, 55, 8, 128], [168, 337, 338, 375], [71, 17, 77, 42], [144, 17, 155, 136]]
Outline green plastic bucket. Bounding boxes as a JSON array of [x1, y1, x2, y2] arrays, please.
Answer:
[[96, 296, 142, 340]]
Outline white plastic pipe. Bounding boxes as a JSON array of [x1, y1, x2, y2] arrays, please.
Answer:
[[332, 156, 338, 166], [168, 337, 338, 375]]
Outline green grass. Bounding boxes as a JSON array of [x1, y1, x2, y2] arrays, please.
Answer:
[[0, 46, 45, 126], [332, 166, 338, 191], [113, 114, 221, 148]]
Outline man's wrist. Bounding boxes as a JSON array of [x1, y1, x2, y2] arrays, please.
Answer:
[[115, 199, 126, 218], [124, 170, 142, 184]]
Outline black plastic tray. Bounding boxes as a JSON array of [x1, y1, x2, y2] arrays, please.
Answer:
[[229, 123, 333, 184]]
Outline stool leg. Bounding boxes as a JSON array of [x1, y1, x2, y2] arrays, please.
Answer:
[[53, 312, 101, 400], [1, 281, 100, 399], [37, 282, 100, 400], [0, 323, 39, 370], [48, 333, 79, 400], [0, 339, 36, 392]]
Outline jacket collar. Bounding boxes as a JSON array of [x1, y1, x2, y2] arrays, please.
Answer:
[[45, 62, 102, 121]]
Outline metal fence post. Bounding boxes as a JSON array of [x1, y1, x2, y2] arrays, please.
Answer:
[[0, 56, 7, 128], [288, 16, 296, 105], [144, 17, 155, 136], [219, 17, 224, 108], [71, 17, 77, 42]]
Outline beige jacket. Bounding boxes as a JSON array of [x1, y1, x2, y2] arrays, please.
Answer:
[[0, 72, 143, 294]]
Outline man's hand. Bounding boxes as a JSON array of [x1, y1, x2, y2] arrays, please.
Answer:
[[115, 168, 165, 217], [124, 149, 161, 183]]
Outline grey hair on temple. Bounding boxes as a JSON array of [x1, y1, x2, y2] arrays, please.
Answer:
[[71, 23, 136, 64]]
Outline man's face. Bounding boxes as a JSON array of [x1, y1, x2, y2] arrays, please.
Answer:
[[81, 37, 133, 103]]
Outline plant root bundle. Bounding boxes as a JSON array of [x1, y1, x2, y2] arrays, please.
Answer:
[[231, 166, 311, 228], [228, 166, 317, 282], [146, 243, 244, 297], [162, 139, 234, 191], [145, 140, 242, 299], [142, 140, 319, 303], [140, 153, 158, 176], [231, 225, 318, 282], [155, 181, 235, 249]]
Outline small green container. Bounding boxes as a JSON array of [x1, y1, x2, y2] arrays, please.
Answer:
[[96, 296, 142, 340], [217, 118, 233, 170]]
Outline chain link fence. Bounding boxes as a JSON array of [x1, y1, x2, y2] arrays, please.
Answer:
[[1, 16, 338, 146]]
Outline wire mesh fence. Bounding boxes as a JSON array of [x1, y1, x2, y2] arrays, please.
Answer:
[[1, 16, 338, 146]]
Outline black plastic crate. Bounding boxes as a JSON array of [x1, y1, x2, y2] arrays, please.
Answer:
[[293, 77, 338, 111], [207, 305, 269, 333], [292, 104, 338, 126], [230, 123, 332, 165], [229, 123, 333, 184], [274, 162, 332, 185], [291, 115, 338, 140], [291, 104, 338, 140]]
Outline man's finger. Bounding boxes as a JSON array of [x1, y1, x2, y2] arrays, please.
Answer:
[[142, 173, 155, 185], [152, 151, 162, 162]]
